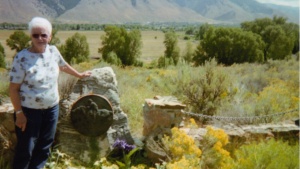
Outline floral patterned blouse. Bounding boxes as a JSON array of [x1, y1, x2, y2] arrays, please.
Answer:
[[9, 45, 67, 109]]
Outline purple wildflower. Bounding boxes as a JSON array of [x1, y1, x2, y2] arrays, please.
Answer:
[[113, 139, 136, 152]]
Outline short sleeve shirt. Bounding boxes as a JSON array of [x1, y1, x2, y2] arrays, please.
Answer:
[[9, 45, 67, 109]]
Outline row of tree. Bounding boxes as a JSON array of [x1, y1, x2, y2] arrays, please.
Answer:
[[0, 16, 298, 69], [191, 16, 299, 65], [0, 22, 202, 31], [0, 29, 91, 68]]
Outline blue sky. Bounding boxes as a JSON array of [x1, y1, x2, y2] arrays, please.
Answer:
[[256, 0, 299, 7]]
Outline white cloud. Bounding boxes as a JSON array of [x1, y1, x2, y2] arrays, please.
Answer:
[[256, 0, 299, 7]]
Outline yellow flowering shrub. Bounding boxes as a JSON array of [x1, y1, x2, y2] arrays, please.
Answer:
[[200, 126, 232, 169], [163, 127, 202, 159], [162, 127, 202, 169], [255, 78, 299, 120], [166, 156, 200, 169], [187, 118, 198, 129], [206, 126, 229, 146]]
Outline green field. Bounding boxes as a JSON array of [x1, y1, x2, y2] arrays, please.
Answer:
[[0, 30, 195, 64]]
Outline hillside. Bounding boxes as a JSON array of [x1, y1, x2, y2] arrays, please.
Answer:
[[56, 0, 215, 24], [0, 0, 298, 24], [172, 0, 276, 23]]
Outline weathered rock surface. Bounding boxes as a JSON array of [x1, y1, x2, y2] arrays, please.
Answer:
[[58, 67, 134, 163], [143, 95, 186, 137]]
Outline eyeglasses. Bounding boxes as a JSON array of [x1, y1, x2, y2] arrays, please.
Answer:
[[32, 34, 48, 39]]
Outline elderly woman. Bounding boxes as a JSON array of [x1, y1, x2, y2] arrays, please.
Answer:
[[9, 16, 91, 169]]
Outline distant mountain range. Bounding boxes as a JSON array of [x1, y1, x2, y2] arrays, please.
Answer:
[[0, 0, 298, 24]]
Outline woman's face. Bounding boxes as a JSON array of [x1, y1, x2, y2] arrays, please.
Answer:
[[31, 27, 51, 48]]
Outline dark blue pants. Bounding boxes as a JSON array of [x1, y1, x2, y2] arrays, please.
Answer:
[[13, 104, 59, 169]]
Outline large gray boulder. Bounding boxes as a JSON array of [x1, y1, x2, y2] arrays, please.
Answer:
[[58, 67, 134, 163]]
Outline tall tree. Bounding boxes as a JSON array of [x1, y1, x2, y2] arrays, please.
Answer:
[[194, 27, 265, 65], [0, 52, 5, 68], [197, 23, 212, 40], [99, 26, 126, 62], [0, 43, 5, 68], [241, 16, 296, 60], [262, 25, 293, 60], [281, 22, 299, 54], [183, 40, 194, 63], [99, 26, 142, 66], [6, 30, 30, 54], [164, 30, 180, 65], [0, 42, 5, 56], [193, 44, 208, 66], [59, 32, 90, 64], [123, 29, 142, 66]]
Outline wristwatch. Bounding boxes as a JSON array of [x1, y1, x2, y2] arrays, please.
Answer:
[[16, 110, 23, 114]]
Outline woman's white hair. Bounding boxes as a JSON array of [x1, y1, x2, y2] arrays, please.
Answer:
[[28, 17, 52, 35]]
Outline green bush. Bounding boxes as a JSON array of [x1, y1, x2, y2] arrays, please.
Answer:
[[218, 57, 299, 121], [106, 52, 122, 66], [180, 59, 235, 118], [157, 56, 174, 68], [230, 138, 299, 169], [59, 32, 90, 64], [99, 26, 142, 66], [0, 72, 9, 99], [195, 27, 265, 65], [199, 126, 231, 169], [6, 30, 30, 53], [0, 43, 6, 68]]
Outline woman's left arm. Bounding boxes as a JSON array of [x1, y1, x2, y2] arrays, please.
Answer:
[[60, 63, 91, 79]]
